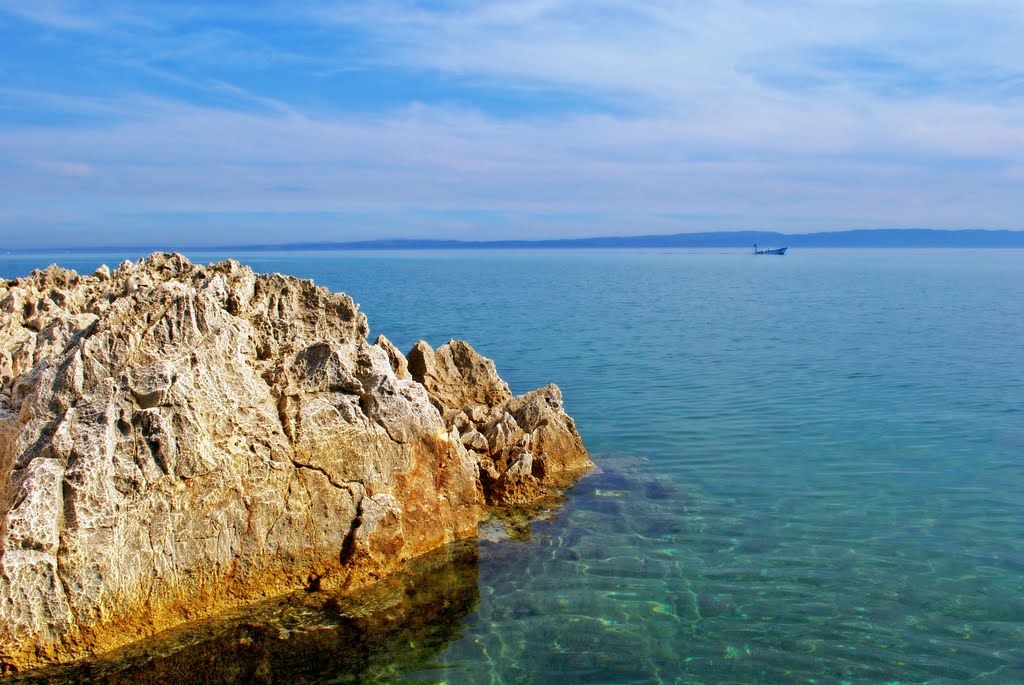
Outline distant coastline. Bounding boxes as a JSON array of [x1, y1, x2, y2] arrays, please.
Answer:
[[7, 228, 1024, 254]]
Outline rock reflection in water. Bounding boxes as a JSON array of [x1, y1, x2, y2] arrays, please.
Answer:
[[7, 540, 479, 685]]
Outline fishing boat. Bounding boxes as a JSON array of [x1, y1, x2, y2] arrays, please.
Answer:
[[754, 244, 788, 255]]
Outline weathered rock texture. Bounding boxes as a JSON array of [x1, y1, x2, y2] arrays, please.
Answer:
[[0, 253, 590, 671], [407, 341, 591, 506]]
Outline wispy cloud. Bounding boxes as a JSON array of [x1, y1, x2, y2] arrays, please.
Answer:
[[34, 159, 95, 177], [1, 0, 1023, 246], [0, 0, 98, 30], [310, 1, 1024, 105]]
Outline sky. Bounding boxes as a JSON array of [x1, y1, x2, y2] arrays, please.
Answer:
[[1, 1, 1023, 247]]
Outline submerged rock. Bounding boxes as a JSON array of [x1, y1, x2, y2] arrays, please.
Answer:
[[0, 253, 590, 671]]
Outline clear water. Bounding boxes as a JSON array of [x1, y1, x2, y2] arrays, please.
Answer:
[[3, 248, 1023, 684]]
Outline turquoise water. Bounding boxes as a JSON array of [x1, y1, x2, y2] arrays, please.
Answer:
[[4, 249, 1023, 683]]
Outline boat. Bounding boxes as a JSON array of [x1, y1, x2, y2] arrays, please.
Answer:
[[754, 244, 788, 255]]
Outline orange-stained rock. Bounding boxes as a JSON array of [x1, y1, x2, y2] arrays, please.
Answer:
[[0, 253, 585, 672], [408, 340, 592, 506]]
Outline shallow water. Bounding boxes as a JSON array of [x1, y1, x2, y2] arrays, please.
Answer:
[[4, 248, 1023, 683]]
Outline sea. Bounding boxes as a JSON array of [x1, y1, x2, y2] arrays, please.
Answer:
[[2, 248, 1023, 684]]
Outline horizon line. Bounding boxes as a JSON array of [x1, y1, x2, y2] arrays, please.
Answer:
[[5, 227, 1024, 255]]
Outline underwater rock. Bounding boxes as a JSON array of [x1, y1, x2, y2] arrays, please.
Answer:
[[0, 253, 588, 671]]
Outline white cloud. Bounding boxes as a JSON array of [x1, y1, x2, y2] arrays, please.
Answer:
[[300, 0, 1024, 162], [2, 90, 1021, 235], [311, 0, 1024, 107], [34, 160, 95, 177], [0, 0, 97, 30], [2, 0, 1024, 243]]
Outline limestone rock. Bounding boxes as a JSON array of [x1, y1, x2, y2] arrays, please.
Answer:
[[0, 253, 586, 672], [460, 428, 489, 453], [490, 452, 545, 506], [409, 340, 592, 506], [407, 340, 512, 420], [10, 538, 481, 684], [374, 334, 410, 381], [507, 384, 593, 482]]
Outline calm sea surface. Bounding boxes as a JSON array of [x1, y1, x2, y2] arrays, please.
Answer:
[[3, 248, 1023, 684]]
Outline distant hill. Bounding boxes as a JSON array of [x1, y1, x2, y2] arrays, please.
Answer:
[[227, 229, 1024, 251], [10, 229, 1024, 254]]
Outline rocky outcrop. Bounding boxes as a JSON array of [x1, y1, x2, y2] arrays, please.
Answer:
[[407, 340, 591, 506], [0, 253, 590, 671]]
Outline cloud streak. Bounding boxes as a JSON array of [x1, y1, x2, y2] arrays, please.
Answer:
[[1, 0, 1022, 246]]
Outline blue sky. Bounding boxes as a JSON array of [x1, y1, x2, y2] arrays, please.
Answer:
[[2, 1, 1023, 247]]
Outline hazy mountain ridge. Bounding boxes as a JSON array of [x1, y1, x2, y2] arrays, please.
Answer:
[[9, 229, 1024, 254]]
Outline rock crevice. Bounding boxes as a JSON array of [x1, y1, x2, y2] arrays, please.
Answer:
[[0, 253, 591, 671]]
